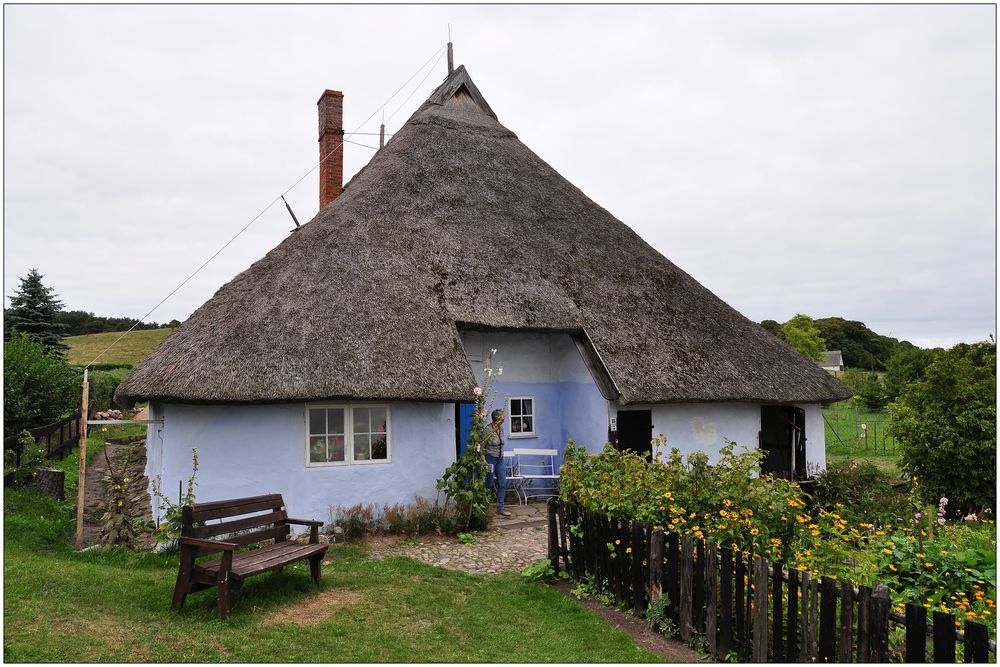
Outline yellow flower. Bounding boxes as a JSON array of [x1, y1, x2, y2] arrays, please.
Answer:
[[875, 530, 885, 536], [723, 499, 732, 506], [916, 553, 925, 558], [925, 562, 934, 568], [750, 528, 759, 536], [886, 541, 894, 546], [882, 548, 893, 555], [626, 547, 632, 554], [720, 509, 728, 517], [888, 564, 897, 571], [117, 500, 123, 507], [122, 477, 129, 483], [615, 539, 620, 545]]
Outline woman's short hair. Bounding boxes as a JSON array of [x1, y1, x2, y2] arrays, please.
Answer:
[[491, 409, 504, 422]]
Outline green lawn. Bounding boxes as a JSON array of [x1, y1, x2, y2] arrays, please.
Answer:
[[824, 402, 902, 477], [65, 328, 175, 367], [3, 488, 663, 663]]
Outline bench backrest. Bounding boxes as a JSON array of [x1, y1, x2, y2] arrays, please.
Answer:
[[512, 448, 558, 477], [182, 493, 290, 551]]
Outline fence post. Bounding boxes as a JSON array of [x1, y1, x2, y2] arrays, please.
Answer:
[[818, 576, 837, 662], [872, 582, 890, 662], [931, 611, 955, 662], [963, 620, 989, 663], [547, 498, 560, 574], [719, 546, 733, 658], [752, 556, 768, 662], [857, 585, 872, 662], [680, 534, 694, 641], [667, 531, 680, 626], [786, 567, 799, 662], [839, 581, 854, 662], [74, 370, 89, 551], [772, 560, 784, 661], [706, 541, 718, 657], [648, 527, 664, 608], [905, 602, 928, 663], [631, 521, 646, 615], [735, 550, 747, 660], [799, 571, 811, 662]]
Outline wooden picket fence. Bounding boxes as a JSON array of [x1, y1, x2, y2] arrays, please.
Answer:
[[3, 412, 82, 470], [546, 500, 996, 663]]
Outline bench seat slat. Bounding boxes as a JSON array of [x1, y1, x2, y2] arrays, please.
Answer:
[[196, 542, 327, 580], [192, 497, 287, 523], [190, 493, 284, 513], [190, 510, 288, 538]]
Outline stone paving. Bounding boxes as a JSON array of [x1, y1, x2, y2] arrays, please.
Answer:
[[366, 501, 551, 574]]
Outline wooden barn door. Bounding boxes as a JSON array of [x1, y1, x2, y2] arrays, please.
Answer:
[[760, 406, 794, 479]]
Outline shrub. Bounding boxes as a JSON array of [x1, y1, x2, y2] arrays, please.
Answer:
[[4, 332, 79, 435], [812, 459, 910, 523], [890, 342, 996, 514], [330, 497, 460, 538], [87, 368, 131, 413]]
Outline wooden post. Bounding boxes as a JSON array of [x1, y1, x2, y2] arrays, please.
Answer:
[[74, 369, 89, 550], [752, 556, 768, 662], [906, 602, 928, 663], [666, 531, 680, 625], [447, 41, 454, 75], [799, 571, 811, 663], [694, 538, 705, 632], [810, 577, 820, 659], [648, 527, 664, 608], [705, 541, 718, 656], [963, 620, 989, 663], [719, 546, 733, 658], [839, 581, 854, 663], [786, 567, 799, 662], [931, 611, 956, 662], [631, 521, 646, 615], [857, 585, 873, 662], [547, 498, 560, 574], [680, 534, 694, 641], [872, 583, 890, 663], [819, 576, 837, 662], [735, 550, 746, 659], [772, 560, 784, 661]]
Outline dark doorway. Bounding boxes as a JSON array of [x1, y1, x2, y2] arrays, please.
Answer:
[[760, 406, 807, 480], [616, 410, 653, 458]]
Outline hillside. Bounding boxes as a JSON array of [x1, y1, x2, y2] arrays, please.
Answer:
[[65, 328, 175, 367]]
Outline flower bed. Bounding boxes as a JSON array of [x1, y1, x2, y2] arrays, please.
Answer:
[[559, 440, 996, 634]]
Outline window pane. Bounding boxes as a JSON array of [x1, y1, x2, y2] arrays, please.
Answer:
[[522, 399, 533, 416], [353, 408, 370, 435], [309, 410, 325, 435], [309, 436, 327, 463], [511, 418, 523, 434], [330, 435, 345, 462], [510, 399, 522, 416], [371, 407, 387, 434], [522, 416, 533, 433], [328, 408, 345, 434], [372, 434, 387, 460], [354, 434, 371, 461]]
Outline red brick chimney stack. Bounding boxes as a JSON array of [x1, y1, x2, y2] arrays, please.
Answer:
[[317, 89, 344, 208]]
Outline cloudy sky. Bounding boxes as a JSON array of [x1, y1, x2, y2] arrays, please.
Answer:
[[4, 5, 995, 349]]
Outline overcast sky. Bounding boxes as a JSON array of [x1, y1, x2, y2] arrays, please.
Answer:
[[4, 5, 995, 350]]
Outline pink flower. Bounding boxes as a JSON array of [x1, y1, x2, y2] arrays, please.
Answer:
[[940, 497, 949, 506], [964, 514, 978, 522], [938, 518, 946, 525], [473, 387, 483, 396], [914, 512, 923, 519]]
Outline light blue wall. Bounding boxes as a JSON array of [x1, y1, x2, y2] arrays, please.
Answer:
[[461, 331, 609, 466], [146, 401, 455, 527]]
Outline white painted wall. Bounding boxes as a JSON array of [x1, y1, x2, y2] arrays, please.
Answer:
[[612, 402, 827, 471], [145, 400, 455, 527]]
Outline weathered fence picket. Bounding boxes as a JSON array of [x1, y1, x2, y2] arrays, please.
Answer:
[[550, 502, 994, 664]]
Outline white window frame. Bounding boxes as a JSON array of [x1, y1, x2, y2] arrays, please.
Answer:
[[305, 403, 392, 467], [507, 396, 537, 438]]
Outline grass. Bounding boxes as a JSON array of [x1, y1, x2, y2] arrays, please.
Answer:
[[3, 488, 664, 663], [823, 401, 902, 477], [65, 328, 175, 367]]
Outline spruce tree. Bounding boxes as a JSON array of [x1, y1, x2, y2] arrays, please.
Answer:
[[4, 269, 68, 354]]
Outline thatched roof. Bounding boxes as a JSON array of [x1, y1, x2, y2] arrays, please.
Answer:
[[117, 66, 852, 407]]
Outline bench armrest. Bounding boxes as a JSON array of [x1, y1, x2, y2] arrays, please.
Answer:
[[286, 518, 323, 544], [285, 518, 324, 527], [180, 536, 238, 552]]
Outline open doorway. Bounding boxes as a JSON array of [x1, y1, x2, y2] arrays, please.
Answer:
[[615, 410, 653, 458], [760, 406, 807, 480]]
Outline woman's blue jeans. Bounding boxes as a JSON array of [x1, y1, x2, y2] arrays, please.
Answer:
[[485, 453, 507, 513]]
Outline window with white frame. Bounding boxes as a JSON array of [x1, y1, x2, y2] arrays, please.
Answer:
[[508, 397, 536, 437], [306, 404, 390, 466]]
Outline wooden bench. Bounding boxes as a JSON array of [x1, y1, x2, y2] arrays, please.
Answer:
[[171, 493, 328, 619]]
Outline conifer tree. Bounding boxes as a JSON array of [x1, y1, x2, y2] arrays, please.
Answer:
[[4, 269, 68, 354]]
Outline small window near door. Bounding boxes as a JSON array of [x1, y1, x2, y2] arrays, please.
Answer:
[[508, 397, 535, 437]]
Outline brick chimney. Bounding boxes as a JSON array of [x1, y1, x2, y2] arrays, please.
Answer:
[[317, 89, 344, 208]]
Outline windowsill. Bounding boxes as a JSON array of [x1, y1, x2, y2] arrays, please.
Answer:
[[508, 433, 538, 439], [306, 459, 391, 468]]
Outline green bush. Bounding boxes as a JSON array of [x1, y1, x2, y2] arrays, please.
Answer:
[[87, 368, 131, 412], [330, 497, 460, 538], [4, 332, 79, 435], [890, 342, 996, 513], [812, 459, 910, 523]]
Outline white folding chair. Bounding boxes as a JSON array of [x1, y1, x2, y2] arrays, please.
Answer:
[[512, 448, 559, 501]]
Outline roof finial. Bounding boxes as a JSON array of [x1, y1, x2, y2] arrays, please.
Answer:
[[447, 26, 454, 75]]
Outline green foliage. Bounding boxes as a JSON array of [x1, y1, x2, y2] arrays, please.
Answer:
[[521, 559, 555, 581], [150, 448, 198, 546], [840, 368, 888, 411], [99, 445, 150, 550], [4, 487, 75, 553], [4, 268, 68, 354], [780, 314, 826, 361], [890, 342, 996, 513], [813, 459, 910, 524], [55, 309, 171, 336], [759, 319, 784, 340], [814, 316, 910, 370], [645, 595, 678, 636], [437, 349, 503, 532], [883, 347, 939, 404], [457, 532, 478, 544], [4, 331, 79, 434], [86, 368, 131, 412]]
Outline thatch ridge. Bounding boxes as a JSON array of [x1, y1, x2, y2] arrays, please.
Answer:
[[117, 66, 851, 406]]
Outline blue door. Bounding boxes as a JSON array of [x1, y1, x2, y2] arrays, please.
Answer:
[[456, 402, 476, 458]]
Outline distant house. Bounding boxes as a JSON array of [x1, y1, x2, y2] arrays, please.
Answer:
[[116, 63, 851, 523], [821, 351, 845, 373]]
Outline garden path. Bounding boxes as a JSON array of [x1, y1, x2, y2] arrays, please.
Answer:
[[80, 438, 152, 546], [365, 502, 549, 574]]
